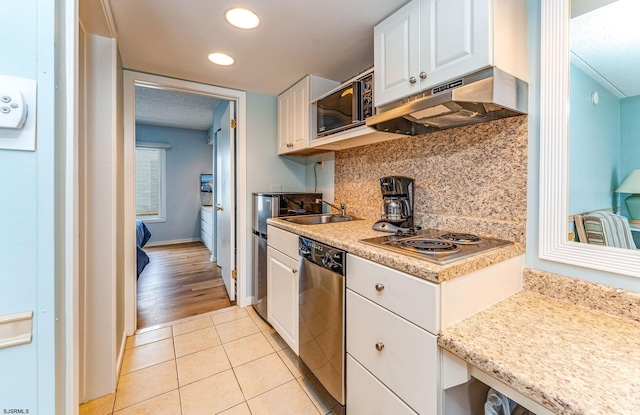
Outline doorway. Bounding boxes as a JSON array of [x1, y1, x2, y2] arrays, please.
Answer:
[[123, 71, 249, 335]]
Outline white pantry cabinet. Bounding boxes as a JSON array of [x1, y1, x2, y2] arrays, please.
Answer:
[[374, 0, 527, 107], [266, 225, 300, 354], [277, 75, 338, 155]]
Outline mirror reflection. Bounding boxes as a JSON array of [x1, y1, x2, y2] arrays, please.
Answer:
[[568, 0, 640, 250]]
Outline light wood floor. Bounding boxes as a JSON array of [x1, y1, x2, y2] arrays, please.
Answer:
[[137, 241, 233, 329]]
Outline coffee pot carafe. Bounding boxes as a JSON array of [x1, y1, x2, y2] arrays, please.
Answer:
[[381, 197, 410, 222], [374, 176, 414, 232]]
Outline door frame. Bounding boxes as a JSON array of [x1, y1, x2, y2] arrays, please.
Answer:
[[123, 70, 249, 334]]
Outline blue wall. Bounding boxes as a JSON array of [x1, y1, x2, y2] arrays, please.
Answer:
[[0, 0, 57, 412], [619, 95, 640, 217], [136, 124, 213, 243], [243, 92, 306, 298], [526, 0, 640, 292], [568, 64, 620, 215]]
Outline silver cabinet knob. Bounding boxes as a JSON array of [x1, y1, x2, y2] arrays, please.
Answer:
[[292, 268, 298, 273], [409, 76, 417, 84], [419, 71, 427, 80], [375, 342, 385, 351], [375, 283, 385, 292]]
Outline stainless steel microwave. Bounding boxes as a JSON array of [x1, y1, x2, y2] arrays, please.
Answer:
[[316, 70, 373, 137]]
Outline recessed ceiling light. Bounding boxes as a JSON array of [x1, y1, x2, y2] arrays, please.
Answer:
[[208, 53, 235, 66], [225, 7, 260, 29]]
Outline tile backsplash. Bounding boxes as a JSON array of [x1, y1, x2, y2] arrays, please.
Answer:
[[334, 115, 528, 242]]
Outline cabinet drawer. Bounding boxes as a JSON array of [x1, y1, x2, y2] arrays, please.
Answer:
[[347, 354, 417, 415], [201, 228, 212, 251], [201, 207, 213, 225], [347, 254, 439, 333], [347, 290, 438, 415], [267, 225, 299, 259]]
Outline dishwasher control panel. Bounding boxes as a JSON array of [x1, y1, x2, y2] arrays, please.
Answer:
[[299, 237, 345, 275]]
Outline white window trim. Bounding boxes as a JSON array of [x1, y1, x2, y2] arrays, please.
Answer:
[[135, 146, 167, 223]]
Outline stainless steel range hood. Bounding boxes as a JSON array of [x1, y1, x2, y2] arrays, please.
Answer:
[[366, 67, 528, 136]]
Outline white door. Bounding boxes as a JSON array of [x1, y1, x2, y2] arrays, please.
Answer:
[[216, 101, 236, 301], [374, 0, 421, 107]]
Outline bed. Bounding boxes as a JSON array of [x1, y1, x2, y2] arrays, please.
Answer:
[[136, 220, 152, 278]]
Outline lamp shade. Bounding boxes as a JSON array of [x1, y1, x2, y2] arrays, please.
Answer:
[[616, 169, 640, 225], [616, 169, 640, 193]]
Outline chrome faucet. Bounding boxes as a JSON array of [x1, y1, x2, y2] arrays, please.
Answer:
[[316, 199, 347, 216]]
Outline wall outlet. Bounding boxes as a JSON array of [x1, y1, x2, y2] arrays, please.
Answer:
[[0, 74, 37, 151], [319, 156, 324, 169]]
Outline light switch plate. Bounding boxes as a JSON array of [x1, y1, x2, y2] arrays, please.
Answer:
[[0, 74, 37, 151]]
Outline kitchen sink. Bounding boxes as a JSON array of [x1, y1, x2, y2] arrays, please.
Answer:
[[282, 214, 360, 225]]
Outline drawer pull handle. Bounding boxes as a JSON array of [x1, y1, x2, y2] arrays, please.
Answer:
[[375, 342, 385, 351], [375, 283, 385, 292]]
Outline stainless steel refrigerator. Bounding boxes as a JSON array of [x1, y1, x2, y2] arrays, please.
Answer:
[[252, 192, 321, 321]]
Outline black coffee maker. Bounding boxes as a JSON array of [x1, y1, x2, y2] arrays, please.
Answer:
[[373, 176, 414, 232]]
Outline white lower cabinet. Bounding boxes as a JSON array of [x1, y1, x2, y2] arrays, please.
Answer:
[[347, 355, 417, 415], [346, 253, 524, 415], [266, 244, 299, 354], [347, 290, 438, 414]]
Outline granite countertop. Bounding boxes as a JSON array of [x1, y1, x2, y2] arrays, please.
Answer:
[[439, 289, 640, 414], [267, 217, 524, 283]]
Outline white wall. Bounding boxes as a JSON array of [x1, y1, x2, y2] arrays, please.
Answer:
[[80, 32, 120, 401], [0, 0, 58, 412]]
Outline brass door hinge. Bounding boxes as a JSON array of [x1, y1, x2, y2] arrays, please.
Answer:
[[230, 119, 237, 128], [232, 269, 237, 280]]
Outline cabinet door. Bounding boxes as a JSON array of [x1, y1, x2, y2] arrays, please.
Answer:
[[419, 0, 490, 88], [347, 355, 418, 415], [347, 289, 438, 415], [289, 77, 310, 152], [267, 247, 299, 354], [277, 90, 292, 155], [374, 0, 421, 107]]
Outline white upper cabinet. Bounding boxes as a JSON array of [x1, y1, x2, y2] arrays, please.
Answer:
[[374, 0, 421, 107], [375, 0, 527, 107], [277, 75, 338, 155]]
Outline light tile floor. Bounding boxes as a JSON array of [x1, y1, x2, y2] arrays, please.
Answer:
[[80, 305, 333, 415]]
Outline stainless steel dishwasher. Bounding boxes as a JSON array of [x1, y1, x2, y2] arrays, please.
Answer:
[[298, 236, 346, 415]]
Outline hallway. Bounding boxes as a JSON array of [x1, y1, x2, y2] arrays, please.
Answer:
[[79, 306, 332, 415], [137, 242, 233, 329]]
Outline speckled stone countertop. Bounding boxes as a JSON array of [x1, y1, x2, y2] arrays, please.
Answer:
[[267, 217, 524, 283], [439, 270, 640, 414]]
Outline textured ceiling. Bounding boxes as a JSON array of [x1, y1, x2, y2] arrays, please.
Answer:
[[571, 0, 640, 97], [135, 86, 221, 130], [106, 0, 409, 96]]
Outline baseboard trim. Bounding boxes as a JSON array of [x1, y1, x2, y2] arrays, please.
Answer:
[[115, 330, 127, 385], [145, 237, 200, 247]]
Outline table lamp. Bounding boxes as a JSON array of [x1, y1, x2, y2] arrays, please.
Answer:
[[615, 169, 640, 226]]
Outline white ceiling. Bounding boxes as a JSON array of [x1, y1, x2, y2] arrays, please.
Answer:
[[135, 86, 221, 131], [571, 0, 640, 97], [78, 0, 409, 130], [104, 0, 409, 96]]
